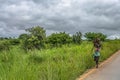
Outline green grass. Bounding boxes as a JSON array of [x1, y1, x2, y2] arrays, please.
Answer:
[[0, 40, 120, 80]]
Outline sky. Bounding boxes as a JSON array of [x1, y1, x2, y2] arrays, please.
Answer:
[[0, 0, 120, 39]]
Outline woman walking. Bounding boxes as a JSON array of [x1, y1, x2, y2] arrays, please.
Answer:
[[93, 38, 101, 68], [93, 48, 100, 68]]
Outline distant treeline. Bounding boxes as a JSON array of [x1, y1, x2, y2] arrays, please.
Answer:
[[0, 26, 109, 51]]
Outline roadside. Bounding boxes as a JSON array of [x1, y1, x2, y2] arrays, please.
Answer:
[[77, 50, 120, 80]]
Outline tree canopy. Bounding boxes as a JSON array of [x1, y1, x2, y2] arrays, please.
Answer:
[[84, 32, 107, 41]]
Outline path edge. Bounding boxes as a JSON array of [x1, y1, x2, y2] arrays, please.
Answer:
[[76, 50, 120, 80]]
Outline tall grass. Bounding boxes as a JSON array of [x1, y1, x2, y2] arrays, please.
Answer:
[[0, 40, 120, 80]]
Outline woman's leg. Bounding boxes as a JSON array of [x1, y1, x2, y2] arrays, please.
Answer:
[[96, 56, 99, 68]]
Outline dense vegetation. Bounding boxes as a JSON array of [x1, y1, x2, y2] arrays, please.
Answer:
[[0, 26, 120, 80], [0, 26, 107, 50]]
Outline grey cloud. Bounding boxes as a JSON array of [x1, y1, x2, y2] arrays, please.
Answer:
[[0, 0, 120, 38], [31, 0, 59, 6]]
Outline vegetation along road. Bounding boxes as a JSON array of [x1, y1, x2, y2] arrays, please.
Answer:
[[0, 26, 120, 80], [79, 50, 120, 80]]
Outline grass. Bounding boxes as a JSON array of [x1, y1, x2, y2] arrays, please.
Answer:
[[0, 40, 120, 80]]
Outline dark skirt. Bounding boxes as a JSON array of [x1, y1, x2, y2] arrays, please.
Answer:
[[94, 56, 99, 61]]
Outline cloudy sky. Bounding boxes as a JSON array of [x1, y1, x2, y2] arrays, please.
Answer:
[[0, 0, 120, 39]]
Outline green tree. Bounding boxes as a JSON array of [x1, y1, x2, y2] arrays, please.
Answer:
[[19, 34, 28, 40], [84, 32, 107, 41], [26, 26, 46, 40], [22, 26, 46, 50], [47, 32, 72, 47], [72, 31, 82, 44], [0, 40, 10, 51]]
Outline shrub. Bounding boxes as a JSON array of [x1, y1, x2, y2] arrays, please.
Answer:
[[21, 26, 46, 50], [84, 32, 107, 41], [0, 40, 10, 51], [9, 39, 20, 45], [72, 31, 82, 44], [47, 32, 72, 47]]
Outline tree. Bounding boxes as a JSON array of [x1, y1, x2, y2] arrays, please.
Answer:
[[26, 26, 46, 40], [22, 26, 46, 50], [84, 32, 107, 41], [72, 31, 82, 44], [47, 32, 72, 47], [19, 34, 28, 40]]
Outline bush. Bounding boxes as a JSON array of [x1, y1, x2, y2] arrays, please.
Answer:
[[0, 40, 10, 51], [72, 31, 82, 44], [21, 26, 46, 50], [9, 39, 20, 45], [47, 32, 72, 47], [84, 32, 107, 41]]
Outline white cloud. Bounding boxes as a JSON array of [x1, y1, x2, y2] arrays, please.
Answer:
[[0, 0, 120, 38], [108, 34, 120, 39]]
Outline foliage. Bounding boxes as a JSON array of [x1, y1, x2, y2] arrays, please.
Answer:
[[47, 32, 72, 47], [22, 26, 46, 50], [0, 40, 10, 51], [9, 39, 20, 45], [84, 32, 107, 41], [19, 34, 28, 40], [0, 37, 9, 40], [25, 26, 46, 40], [72, 31, 82, 44], [0, 40, 120, 80]]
